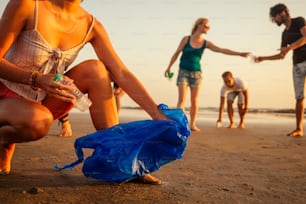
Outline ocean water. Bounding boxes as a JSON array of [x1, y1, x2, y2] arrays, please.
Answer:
[[70, 106, 296, 126], [116, 107, 296, 126]]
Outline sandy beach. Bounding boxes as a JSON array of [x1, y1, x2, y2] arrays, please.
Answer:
[[1, 109, 306, 204]]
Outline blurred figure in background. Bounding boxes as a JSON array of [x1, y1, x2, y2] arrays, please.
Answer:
[[164, 17, 249, 131], [217, 71, 248, 129], [255, 3, 306, 137]]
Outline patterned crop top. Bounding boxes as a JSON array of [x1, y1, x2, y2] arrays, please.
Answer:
[[0, 0, 95, 102]]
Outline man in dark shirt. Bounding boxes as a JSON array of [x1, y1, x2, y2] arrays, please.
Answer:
[[255, 3, 306, 137]]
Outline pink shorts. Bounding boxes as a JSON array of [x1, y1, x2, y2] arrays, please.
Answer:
[[0, 81, 71, 119], [0, 81, 20, 99]]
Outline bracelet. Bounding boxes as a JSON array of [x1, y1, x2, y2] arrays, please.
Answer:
[[29, 71, 39, 91]]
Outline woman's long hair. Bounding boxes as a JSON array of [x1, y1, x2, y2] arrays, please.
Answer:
[[191, 18, 208, 35]]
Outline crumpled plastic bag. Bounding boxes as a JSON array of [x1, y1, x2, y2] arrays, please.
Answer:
[[55, 104, 190, 183]]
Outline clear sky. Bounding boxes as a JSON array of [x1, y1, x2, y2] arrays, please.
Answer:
[[0, 0, 305, 109]]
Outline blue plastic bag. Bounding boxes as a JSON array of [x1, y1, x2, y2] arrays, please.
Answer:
[[55, 104, 190, 183]]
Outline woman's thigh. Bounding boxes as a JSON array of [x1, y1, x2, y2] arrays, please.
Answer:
[[0, 97, 52, 124], [64, 60, 118, 130], [0, 97, 54, 143], [65, 60, 111, 93]]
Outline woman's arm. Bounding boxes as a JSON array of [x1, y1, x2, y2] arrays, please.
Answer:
[[0, 0, 82, 102], [164, 36, 188, 77], [0, 0, 34, 83], [206, 40, 250, 57], [89, 19, 167, 120]]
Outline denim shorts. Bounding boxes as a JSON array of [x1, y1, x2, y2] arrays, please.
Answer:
[[227, 91, 244, 104], [293, 60, 306, 99], [176, 69, 202, 87]]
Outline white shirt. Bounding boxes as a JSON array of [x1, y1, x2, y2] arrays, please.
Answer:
[[220, 77, 247, 97]]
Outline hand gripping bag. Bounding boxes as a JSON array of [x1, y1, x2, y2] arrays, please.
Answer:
[[55, 104, 190, 183]]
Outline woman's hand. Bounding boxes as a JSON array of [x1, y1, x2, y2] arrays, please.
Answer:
[[36, 73, 76, 103], [240, 52, 251, 57], [164, 69, 171, 78]]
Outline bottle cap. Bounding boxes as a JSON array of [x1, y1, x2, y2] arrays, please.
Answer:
[[168, 72, 174, 79], [53, 74, 62, 82]]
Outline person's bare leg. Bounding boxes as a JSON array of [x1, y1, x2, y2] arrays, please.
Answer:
[[0, 98, 53, 174], [238, 103, 245, 128], [114, 90, 125, 114], [115, 95, 121, 113], [177, 84, 187, 110], [65, 60, 118, 130], [287, 98, 304, 137], [227, 100, 236, 128], [58, 114, 72, 137], [189, 86, 201, 131], [0, 143, 15, 174]]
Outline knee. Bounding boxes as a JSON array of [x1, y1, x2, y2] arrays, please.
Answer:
[[77, 60, 110, 79], [31, 116, 53, 141], [19, 110, 53, 142], [68, 60, 112, 93]]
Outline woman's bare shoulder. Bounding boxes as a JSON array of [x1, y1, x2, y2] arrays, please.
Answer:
[[1, 0, 34, 19], [5, 0, 34, 11], [182, 35, 189, 41]]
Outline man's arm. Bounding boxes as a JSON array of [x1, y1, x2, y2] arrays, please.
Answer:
[[256, 25, 306, 62], [281, 25, 306, 55], [242, 90, 249, 115], [255, 52, 284, 62], [217, 96, 225, 122]]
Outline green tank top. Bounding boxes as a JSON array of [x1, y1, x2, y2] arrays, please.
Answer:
[[179, 36, 206, 71]]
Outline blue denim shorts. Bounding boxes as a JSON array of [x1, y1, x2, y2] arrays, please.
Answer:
[[293, 60, 306, 99], [176, 69, 202, 87], [227, 91, 244, 104]]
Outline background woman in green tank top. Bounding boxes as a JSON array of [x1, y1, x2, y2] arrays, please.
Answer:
[[164, 17, 250, 131]]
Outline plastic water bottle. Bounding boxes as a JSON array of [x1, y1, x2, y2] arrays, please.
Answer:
[[249, 54, 256, 63], [216, 121, 222, 128], [53, 74, 92, 112]]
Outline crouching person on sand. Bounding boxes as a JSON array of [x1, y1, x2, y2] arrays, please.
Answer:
[[0, 0, 167, 184], [217, 71, 249, 128]]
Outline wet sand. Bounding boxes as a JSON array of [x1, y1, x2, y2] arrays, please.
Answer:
[[1, 110, 306, 204]]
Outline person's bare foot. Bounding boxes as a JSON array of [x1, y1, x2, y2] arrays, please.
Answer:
[[238, 123, 245, 129], [59, 121, 72, 137], [136, 174, 162, 185], [0, 143, 15, 174], [190, 126, 200, 132], [287, 130, 303, 137], [228, 123, 236, 128]]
